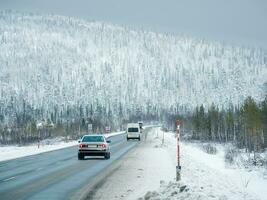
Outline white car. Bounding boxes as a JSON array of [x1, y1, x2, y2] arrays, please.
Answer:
[[126, 123, 141, 141], [78, 135, 111, 160]]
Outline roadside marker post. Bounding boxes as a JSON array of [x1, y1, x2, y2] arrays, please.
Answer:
[[38, 138, 40, 149], [176, 120, 182, 181]]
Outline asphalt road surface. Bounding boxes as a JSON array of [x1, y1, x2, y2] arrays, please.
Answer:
[[0, 130, 149, 200]]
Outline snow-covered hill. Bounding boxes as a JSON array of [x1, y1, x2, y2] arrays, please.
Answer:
[[0, 10, 266, 123]]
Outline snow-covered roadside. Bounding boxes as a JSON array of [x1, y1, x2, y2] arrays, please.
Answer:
[[0, 131, 127, 162], [0, 137, 78, 162], [141, 128, 267, 200], [91, 127, 176, 200]]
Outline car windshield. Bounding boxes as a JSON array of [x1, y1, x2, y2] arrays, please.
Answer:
[[82, 136, 104, 142], [128, 128, 139, 132]]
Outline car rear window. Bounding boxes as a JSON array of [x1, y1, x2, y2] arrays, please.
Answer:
[[128, 128, 139, 132], [82, 136, 104, 142]]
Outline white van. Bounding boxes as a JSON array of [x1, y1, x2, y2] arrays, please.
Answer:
[[126, 123, 141, 141]]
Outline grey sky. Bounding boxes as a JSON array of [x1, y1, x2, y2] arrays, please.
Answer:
[[1, 0, 267, 49]]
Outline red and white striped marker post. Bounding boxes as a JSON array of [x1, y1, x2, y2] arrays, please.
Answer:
[[176, 120, 182, 181]]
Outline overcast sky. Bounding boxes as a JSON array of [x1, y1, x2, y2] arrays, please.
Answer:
[[1, 0, 267, 49]]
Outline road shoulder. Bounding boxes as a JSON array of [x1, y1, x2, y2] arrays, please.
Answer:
[[87, 128, 175, 200]]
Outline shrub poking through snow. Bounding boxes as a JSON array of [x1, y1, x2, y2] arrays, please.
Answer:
[[246, 153, 266, 167], [224, 146, 239, 165], [143, 191, 159, 200], [202, 144, 217, 155]]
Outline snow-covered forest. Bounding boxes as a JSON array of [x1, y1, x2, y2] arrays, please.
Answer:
[[173, 96, 267, 151], [0, 10, 266, 144]]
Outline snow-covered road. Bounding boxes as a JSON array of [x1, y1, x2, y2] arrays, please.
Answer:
[[0, 131, 126, 162], [0, 132, 141, 200], [0, 126, 157, 162], [2, 127, 265, 200]]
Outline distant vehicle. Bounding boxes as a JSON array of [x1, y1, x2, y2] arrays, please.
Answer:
[[78, 135, 111, 160], [127, 123, 141, 141]]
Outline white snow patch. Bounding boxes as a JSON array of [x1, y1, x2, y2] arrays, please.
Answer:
[[140, 128, 267, 200], [92, 127, 176, 200], [0, 137, 77, 162]]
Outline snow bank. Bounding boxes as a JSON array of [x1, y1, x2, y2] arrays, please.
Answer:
[[104, 131, 125, 138], [91, 127, 175, 200], [0, 138, 77, 162], [140, 128, 267, 200]]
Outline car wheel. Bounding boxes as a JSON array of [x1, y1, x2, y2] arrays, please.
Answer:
[[127, 137, 129, 141], [78, 153, 84, 160], [138, 136, 141, 141], [105, 152, 111, 159]]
